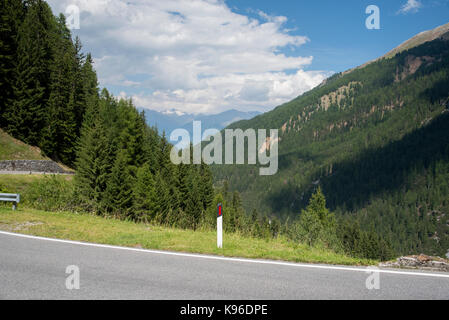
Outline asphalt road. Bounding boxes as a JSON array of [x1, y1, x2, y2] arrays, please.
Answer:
[[0, 231, 448, 300]]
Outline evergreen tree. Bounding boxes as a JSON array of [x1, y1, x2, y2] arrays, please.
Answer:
[[74, 100, 109, 212], [0, 0, 25, 127], [117, 99, 146, 168], [185, 174, 203, 230], [77, 53, 99, 135], [132, 163, 157, 222], [41, 14, 77, 164], [297, 187, 337, 246], [71, 37, 86, 134], [177, 162, 190, 212], [199, 161, 214, 211], [104, 150, 135, 215], [6, 0, 54, 146], [155, 171, 172, 224]]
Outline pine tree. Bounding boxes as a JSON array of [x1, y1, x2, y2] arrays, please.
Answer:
[[177, 162, 190, 212], [117, 99, 146, 168], [72, 37, 86, 134], [41, 14, 77, 164], [297, 187, 337, 246], [74, 100, 110, 212], [6, 0, 55, 146], [158, 131, 172, 173], [132, 163, 157, 222], [104, 150, 135, 216], [180, 170, 202, 229], [307, 187, 334, 227], [0, 0, 25, 127], [78, 53, 99, 131], [141, 120, 160, 172], [154, 171, 172, 224]]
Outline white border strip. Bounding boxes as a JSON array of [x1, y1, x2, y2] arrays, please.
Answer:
[[1, 230, 449, 279]]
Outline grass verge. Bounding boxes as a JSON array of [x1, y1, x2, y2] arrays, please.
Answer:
[[0, 174, 73, 193], [0, 129, 47, 161], [0, 206, 376, 266]]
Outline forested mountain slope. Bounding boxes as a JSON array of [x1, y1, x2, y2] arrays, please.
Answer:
[[212, 25, 449, 256], [0, 0, 98, 166], [0, 0, 215, 230]]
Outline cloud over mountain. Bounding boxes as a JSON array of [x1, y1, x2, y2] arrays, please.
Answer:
[[48, 0, 328, 114]]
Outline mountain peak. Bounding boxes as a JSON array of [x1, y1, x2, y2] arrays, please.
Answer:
[[382, 22, 449, 59], [343, 22, 449, 75], [161, 109, 187, 116]]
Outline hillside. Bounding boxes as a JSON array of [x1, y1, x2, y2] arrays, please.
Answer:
[[0, 128, 47, 161], [382, 22, 449, 59], [212, 24, 449, 257], [343, 22, 449, 75]]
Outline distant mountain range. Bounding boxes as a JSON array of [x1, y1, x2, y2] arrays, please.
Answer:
[[137, 108, 261, 138]]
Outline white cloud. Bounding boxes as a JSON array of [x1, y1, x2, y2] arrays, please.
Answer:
[[398, 0, 422, 14], [47, 0, 328, 114]]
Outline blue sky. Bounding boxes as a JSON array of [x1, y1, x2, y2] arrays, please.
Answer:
[[228, 0, 449, 72], [48, 0, 449, 114]]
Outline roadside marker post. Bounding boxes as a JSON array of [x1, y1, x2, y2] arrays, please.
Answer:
[[217, 203, 223, 248]]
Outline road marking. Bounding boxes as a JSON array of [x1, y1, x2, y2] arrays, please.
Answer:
[[1, 230, 449, 279]]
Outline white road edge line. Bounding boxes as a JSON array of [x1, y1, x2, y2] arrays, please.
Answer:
[[1, 230, 449, 279]]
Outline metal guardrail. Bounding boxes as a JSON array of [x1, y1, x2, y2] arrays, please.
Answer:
[[0, 193, 20, 210]]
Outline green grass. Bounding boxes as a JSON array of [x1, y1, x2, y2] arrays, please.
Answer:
[[0, 174, 376, 265], [0, 174, 72, 193], [0, 206, 376, 266], [0, 129, 47, 161]]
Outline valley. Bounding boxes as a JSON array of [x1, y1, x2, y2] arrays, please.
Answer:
[[212, 23, 449, 257]]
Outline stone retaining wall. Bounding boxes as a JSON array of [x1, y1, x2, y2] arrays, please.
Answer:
[[0, 160, 70, 174]]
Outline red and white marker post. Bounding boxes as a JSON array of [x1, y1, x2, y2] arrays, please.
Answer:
[[217, 203, 223, 248]]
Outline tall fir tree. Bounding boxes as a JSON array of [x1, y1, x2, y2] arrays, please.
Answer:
[[6, 0, 54, 146], [41, 14, 77, 164], [104, 149, 135, 215], [0, 0, 25, 127], [72, 37, 86, 134], [185, 174, 203, 230], [132, 163, 157, 222], [74, 99, 110, 212], [78, 52, 99, 129], [155, 171, 172, 224], [297, 187, 337, 246]]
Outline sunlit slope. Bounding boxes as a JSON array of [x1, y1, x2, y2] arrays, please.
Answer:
[[0, 129, 47, 161]]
